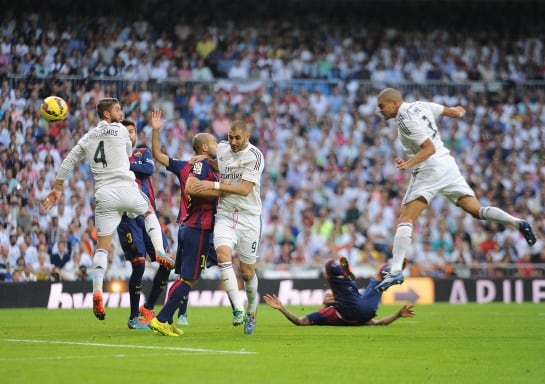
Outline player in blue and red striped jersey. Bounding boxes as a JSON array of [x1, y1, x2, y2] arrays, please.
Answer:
[[148, 109, 221, 336], [117, 119, 174, 330], [263, 257, 414, 326]]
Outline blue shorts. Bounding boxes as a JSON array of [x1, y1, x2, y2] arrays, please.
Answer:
[[117, 215, 170, 262], [174, 225, 217, 279], [327, 277, 382, 322]]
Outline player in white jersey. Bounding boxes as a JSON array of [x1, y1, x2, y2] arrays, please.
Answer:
[[374, 88, 537, 292], [194, 120, 265, 334], [41, 98, 174, 321]]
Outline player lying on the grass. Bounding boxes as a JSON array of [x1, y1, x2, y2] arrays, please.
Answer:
[[263, 257, 415, 326]]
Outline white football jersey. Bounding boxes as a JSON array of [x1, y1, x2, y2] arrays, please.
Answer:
[[57, 120, 136, 190], [216, 141, 264, 215], [396, 101, 450, 169]]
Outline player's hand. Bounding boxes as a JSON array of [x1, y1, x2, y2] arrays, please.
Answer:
[[188, 154, 208, 165], [455, 106, 466, 118], [150, 109, 163, 130], [399, 304, 415, 318], [322, 292, 335, 306], [263, 294, 283, 310], [193, 180, 213, 192], [395, 157, 409, 170], [41, 189, 61, 210]]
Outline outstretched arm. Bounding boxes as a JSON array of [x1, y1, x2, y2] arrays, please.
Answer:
[[150, 110, 170, 168], [42, 142, 85, 210], [263, 294, 312, 326], [365, 305, 415, 326], [442, 105, 466, 118]]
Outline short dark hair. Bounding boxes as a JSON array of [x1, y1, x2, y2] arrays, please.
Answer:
[[121, 119, 136, 128], [229, 119, 248, 133], [96, 98, 120, 119]]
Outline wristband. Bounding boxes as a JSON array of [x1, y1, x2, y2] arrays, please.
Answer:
[[214, 181, 220, 190]]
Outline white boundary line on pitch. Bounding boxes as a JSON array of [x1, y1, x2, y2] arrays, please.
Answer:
[[0, 354, 151, 361], [4, 339, 256, 355]]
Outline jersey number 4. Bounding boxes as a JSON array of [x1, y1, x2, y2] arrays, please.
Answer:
[[94, 141, 108, 168]]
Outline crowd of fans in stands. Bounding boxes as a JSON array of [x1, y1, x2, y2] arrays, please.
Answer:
[[1, 4, 545, 282]]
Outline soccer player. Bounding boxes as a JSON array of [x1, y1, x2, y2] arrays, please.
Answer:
[[41, 97, 174, 321], [117, 119, 173, 330], [374, 88, 537, 292], [193, 120, 265, 334], [264, 257, 415, 326], [147, 110, 220, 336]]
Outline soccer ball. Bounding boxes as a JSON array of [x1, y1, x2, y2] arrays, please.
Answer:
[[40, 96, 68, 122]]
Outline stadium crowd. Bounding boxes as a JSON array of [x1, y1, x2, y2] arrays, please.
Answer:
[[1, 2, 545, 282]]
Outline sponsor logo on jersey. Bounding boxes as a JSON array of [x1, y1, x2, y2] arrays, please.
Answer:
[[193, 162, 203, 175]]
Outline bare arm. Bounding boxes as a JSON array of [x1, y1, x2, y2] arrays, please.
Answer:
[[185, 175, 221, 198], [42, 141, 86, 210], [263, 294, 312, 326], [150, 110, 170, 167], [365, 305, 415, 326], [442, 105, 466, 118], [395, 138, 436, 170], [193, 179, 255, 196]]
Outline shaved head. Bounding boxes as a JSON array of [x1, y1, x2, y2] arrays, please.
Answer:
[[192, 133, 210, 153], [378, 88, 403, 102], [377, 88, 404, 120], [192, 133, 218, 159]]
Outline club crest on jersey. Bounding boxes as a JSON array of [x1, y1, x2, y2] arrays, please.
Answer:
[[192, 162, 203, 175]]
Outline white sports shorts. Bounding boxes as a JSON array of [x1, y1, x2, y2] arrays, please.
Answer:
[[214, 211, 262, 264], [94, 186, 150, 236], [403, 154, 475, 205]]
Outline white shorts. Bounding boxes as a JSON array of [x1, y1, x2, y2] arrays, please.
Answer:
[[214, 211, 262, 264], [94, 186, 150, 236], [403, 154, 475, 205]]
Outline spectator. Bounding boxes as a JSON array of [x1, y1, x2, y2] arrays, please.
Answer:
[[0, 244, 11, 280], [7, 231, 20, 267], [31, 248, 53, 280], [177, 59, 192, 81], [19, 263, 37, 282], [63, 251, 86, 280], [1, 6, 545, 284], [195, 33, 216, 60], [191, 59, 214, 82], [49, 239, 71, 269], [11, 268, 22, 282], [228, 58, 248, 80]]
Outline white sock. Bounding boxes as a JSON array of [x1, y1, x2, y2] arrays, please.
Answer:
[[391, 223, 413, 273], [244, 273, 259, 313], [219, 262, 243, 312], [479, 206, 519, 227], [92, 248, 108, 293], [144, 213, 165, 253]]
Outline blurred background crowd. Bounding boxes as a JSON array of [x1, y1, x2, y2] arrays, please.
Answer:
[[1, 0, 545, 283]]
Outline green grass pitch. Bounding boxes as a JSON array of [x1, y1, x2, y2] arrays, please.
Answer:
[[1, 303, 544, 384]]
